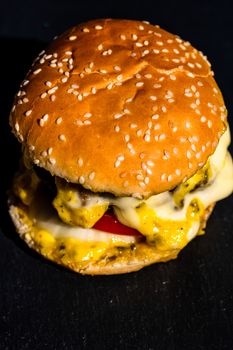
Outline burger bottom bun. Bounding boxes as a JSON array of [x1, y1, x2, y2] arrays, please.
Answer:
[[8, 194, 215, 275]]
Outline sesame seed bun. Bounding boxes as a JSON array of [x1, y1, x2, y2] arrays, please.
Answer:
[[8, 194, 214, 275], [9, 19, 227, 198]]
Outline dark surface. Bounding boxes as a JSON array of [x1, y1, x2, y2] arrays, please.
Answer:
[[0, 1, 233, 349]]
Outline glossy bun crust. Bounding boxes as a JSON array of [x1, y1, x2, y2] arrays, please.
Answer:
[[8, 197, 214, 275], [10, 19, 227, 197]]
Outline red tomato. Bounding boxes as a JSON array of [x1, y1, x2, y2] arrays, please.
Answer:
[[93, 212, 143, 237]]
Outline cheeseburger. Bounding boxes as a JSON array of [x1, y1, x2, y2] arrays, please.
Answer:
[[9, 19, 233, 274]]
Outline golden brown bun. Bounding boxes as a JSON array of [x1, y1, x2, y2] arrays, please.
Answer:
[[8, 195, 214, 275], [10, 19, 227, 198]]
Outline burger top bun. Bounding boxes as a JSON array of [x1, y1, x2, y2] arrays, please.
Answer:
[[10, 19, 227, 198]]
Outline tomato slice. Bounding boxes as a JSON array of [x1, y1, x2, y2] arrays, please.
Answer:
[[93, 212, 143, 237]]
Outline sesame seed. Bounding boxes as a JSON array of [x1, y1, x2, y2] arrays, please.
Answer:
[[136, 174, 144, 181], [136, 82, 144, 87], [41, 150, 47, 157], [47, 147, 52, 155], [147, 160, 154, 167], [142, 50, 149, 56], [84, 112, 92, 118], [207, 120, 212, 128], [95, 25, 103, 30], [139, 25, 144, 30], [144, 134, 150, 142], [168, 175, 172, 182], [191, 144, 196, 151], [123, 181, 129, 187], [129, 123, 137, 129], [185, 121, 191, 128], [187, 72, 195, 78], [33, 68, 42, 75], [161, 106, 167, 113], [61, 77, 68, 83], [175, 169, 181, 176], [42, 114, 49, 122], [117, 74, 123, 81], [34, 159, 39, 165], [15, 123, 19, 132], [144, 177, 149, 185], [169, 74, 176, 80], [161, 173, 166, 181], [132, 34, 138, 40], [114, 125, 120, 132], [45, 54, 52, 59], [69, 35, 77, 41], [55, 117, 62, 125], [136, 42, 143, 47], [84, 67, 91, 73], [152, 114, 159, 120], [120, 34, 126, 40], [49, 157, 56, 165], [150, 96, 157, 101], [83, 28, 90, 33], [153, 83, 161, 89], [79, 176, 85, 184], [114, 160, 121, 168], [117, 155, 125, 162], [114, 113, 123, 119], [124, 134, 130, 142], [58, 134, 66, 141], [89, 172, 95, 180], [45, 81, 52, 87], [200, 116, 206, 123], [25, 110, 32, 116], [154, 123, 161, 130], [29, 145, 35, 151], [77, 158, 83, 167], [22, 80, 29, 86], [78, 94, 83, 101], [184, 91, 192, 97], [48, 87, 58, 94], [107, 83, 113, 90], [186, 150, 192, 159], [83, 120, 91, 125], [159, 133, 166, 140], [197, 81, 203, 87], [188, 62, 195, 68], [137, 130, 143, 136], [163, 150, 170, 159]]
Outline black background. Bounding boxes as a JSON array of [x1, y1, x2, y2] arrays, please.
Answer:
[[0, 1, 233, 349]]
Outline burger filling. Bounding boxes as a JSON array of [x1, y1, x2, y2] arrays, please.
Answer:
[[12, 126, 233, 265]]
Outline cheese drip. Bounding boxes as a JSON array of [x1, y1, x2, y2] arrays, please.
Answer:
[[13, 127, 233, 255]]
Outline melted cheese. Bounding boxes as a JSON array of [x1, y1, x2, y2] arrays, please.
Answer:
[[13, 127, 233, 259]]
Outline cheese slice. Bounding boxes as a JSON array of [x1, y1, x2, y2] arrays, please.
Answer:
[[13, 126, 233, 257]]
